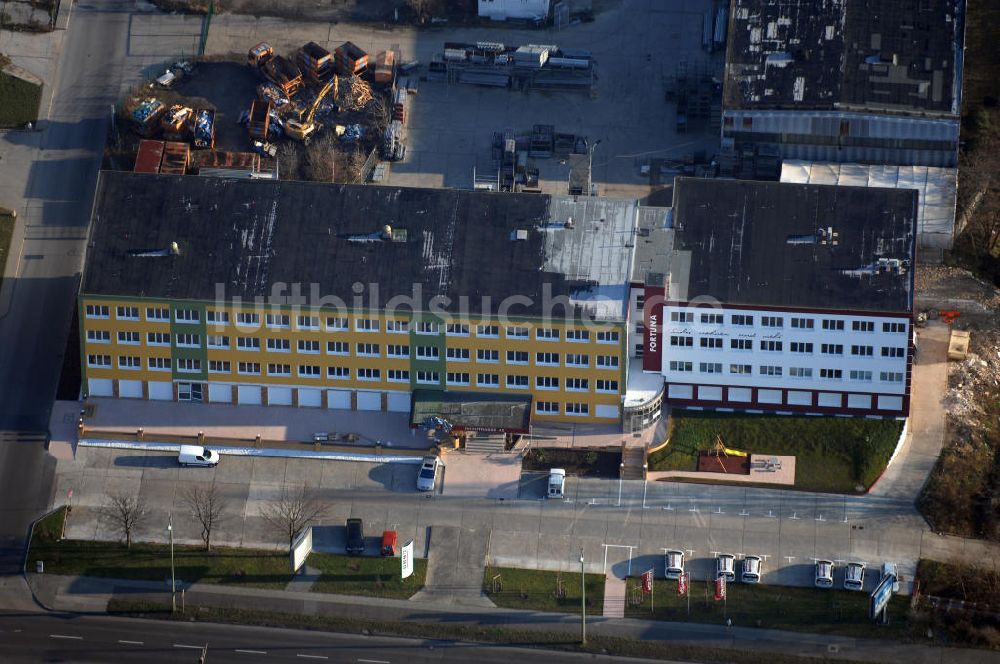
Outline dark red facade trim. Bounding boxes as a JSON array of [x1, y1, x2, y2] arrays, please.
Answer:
[[664, 381, 909, 418], [643, 285, 665, 372]]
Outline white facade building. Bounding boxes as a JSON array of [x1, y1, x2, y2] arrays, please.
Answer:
[[478, 0, 551, 21]]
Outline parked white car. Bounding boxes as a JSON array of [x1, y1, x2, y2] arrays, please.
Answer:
[[664, 549, 685, 580], [416, 455, 441, 492], [177, 444, 219, 467], [815, 560, 834, 588], [716, 553, 736, 581], [547, 468, 566, 499], [741, 555, 762, 584], [844, 561, 866, 591]]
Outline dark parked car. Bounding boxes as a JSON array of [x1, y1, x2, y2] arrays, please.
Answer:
[[346, 518, 365, 555]]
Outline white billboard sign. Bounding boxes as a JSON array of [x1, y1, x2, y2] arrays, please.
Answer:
[[289, 526, 313, 573], [401, 539, 414, 579]]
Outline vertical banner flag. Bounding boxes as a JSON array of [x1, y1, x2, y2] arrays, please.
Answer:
[[401, 540, 414, 579], [641, 569, 654, 594], [714, 575, 727, 602], [677, 572, 689, 596]]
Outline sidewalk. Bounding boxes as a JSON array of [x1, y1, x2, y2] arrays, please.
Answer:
[[25, 572, 981, 664]]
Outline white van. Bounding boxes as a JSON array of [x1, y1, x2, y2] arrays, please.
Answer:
[[178, 444, 220, 467], [547, 468, 566, 499]]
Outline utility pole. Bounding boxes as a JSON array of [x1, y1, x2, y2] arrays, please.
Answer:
[[168, 514, 176, 613], [579, 548, 586, 645]]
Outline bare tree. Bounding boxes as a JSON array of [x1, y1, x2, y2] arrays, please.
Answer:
[[104, 491, 147, 549], [259, 486, 328, 553], [182, 484, 228, 552], [367, 92, 392, 135]]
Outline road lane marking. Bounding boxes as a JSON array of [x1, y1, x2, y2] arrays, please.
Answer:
[[297, 656, 328, 660], [49, 634, 83, 640], [357, 659, 391, 664], [235, 649, 267, 655], [174, 644, 204, 649], [118, 640, 144, 645]]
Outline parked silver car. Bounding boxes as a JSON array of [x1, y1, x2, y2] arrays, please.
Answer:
[[416, 455, 441, 492]]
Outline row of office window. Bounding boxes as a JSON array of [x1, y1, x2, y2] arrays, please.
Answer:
[[666, 359, 906, 383], [667, 335, 906, 358], [667, 310, 907, 334], [535, 401, 591, 416]]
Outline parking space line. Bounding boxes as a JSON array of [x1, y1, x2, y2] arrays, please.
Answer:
[[49, 634, 83, 640], [235, 649, 267, 655]]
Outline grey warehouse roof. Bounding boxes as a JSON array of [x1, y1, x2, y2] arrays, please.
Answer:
[[669, 177, 916, 312], [82, 172, 637, 319], [724, 0, 963, 116]]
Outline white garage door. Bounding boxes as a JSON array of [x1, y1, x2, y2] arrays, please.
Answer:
[[118, 380, 142, 398], [877, 395, 904, 411], [327, 389, 351, 409], [595, 404, 619, 419], [268, 386, 293, 406], [728, 387, 752, 403], [357, 391, 381, 411], [668, 384, 693, 399], [298, 388, 322, 408], [208, 384, 232, 403], [148, 381, 173, 401], [237, 385, 262, 405], [386, 391, 410, 412], [88, 378, 113, 397]]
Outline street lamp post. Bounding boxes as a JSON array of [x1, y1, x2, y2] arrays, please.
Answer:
[[587, 139, 602, 197], [168, 514, 176, 613], [579, 548, 586, 645]]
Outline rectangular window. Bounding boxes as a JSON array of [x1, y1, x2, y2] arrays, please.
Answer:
[[700, 362, 723, 374], [851, 345, 873, 357], [596, 355, 619, 369], [670, 311, 694, 323], [477, 373, 499, 387], [209, 360, 231, 373], [506, 374, 529, 389], [177, 358, 201, 373], [327, 341, 349, 355], [446, 347, 469, 361], [761, 316, 783, 328], [236, 312, 260, 327], [476, 324, 499, 338], [148, 357, 171, 371], [477, 349, 499, 363], [328, 366, 350, 380], [880, 371, 905, 383], [387, 344, 409, 358], [820, 368, 843, 379], [881, 346, 906, 358], [267, 363, 291, 376], [446, 323, 469, 336], [536, 352, 560, 366], [536, 376, 560, 390], [505, 325, 529, 339], [597, 330, 620, 344], [176, 333, 201, 348], [87, 354, 112, 367], [416, 370, 439, 384], [821, 319, 844, 331], [566, 329, 590, 342], [266, 338, 290, 352], [386, 320, 409, 334], [416, 321, 440, 335], [296, 315, 320, 330], [358, 368, 381, 381], [565, 353, 589, 367], [883, 322, 907, 334], [355, 318, 379, 332], [298, 365, 321, 378], [356, 343, 380, 357], [85, 304, 110, 319], [87, 330, 111, 343], [536, 328, 559, 341], [206, 335, 228, 349], [117, 331, 140, 345], [852, 320, 874, 332], [669, 361, 693, 372], [416, 346, 440, 360], [207, 310, 229, 325], [506, 350, 529, 365], [596, 379, 619, 393], [326, 316, 348, 331], [731, 314, 753, 326], [118, 355, 141, 370], [116, 306, 139, 320], [790, 342, 812, 353], [146, 307, 169, 322], [790, 317, 813, 329], [670, 335, 693, 347], [759, 340, 782, 352], [566, 403, 589, 416], [566, 377, 589, 391], [388, 369, 410, 382], [730, 338, 752, 350], [237, 336, 260, 351], [850, 370, 872, 381], [175, 309, 199, 323], [700, 313, 724, 325], [535, 401, 559, 415], [446, 372, 470, 386], [789, 367, 813, 378], [729, 364, 752, 375], [700, 337, 723, 349], [759, 365, 782, 376], [821, 344, 843, 355], [266, 313, 290, 329], [298, 340, 320, 354]]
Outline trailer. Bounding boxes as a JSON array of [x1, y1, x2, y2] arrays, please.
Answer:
[[130, 98, 166, 137]]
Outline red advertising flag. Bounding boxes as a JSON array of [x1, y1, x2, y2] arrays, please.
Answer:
[[714, 575, 727, 601], [677, 572, 689, 596], [641, 569, 654, 594]]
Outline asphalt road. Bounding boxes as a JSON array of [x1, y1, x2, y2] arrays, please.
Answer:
[[0, 610, 669, 664]]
